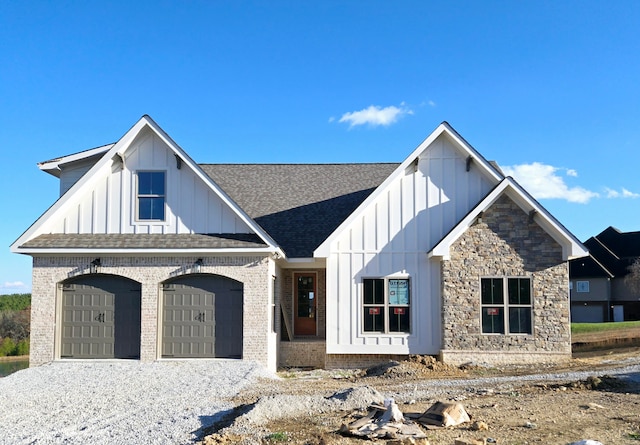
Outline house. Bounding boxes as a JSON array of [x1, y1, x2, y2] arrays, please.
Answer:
[[11, 116, 588, 371], [570, 226, 640, 323]]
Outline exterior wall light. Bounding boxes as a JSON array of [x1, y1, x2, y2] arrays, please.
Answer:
[[193, 258, 203, 274], [90, 258, 101, 274]]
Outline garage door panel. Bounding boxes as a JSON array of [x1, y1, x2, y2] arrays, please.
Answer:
[[61, 276, 141, 359], [162, 276, 243, 359]]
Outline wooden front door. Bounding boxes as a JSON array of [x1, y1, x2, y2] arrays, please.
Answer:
[[294, 273, 316, 336]]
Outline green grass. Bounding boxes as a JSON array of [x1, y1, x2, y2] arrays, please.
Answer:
[[571, 320, 640, 335], [265, 432, 288, 442]]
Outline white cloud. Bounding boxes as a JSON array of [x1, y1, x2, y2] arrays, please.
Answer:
[[500, 162, 599, 204], [337, 103, 413, 128], [605, 187, 640, 199], [3, 281, 25, 288]]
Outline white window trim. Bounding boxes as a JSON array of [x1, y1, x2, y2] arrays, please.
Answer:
[[134, 170, 168, 223], [480, 276, 533, 336], [361, 276, 411, 335]]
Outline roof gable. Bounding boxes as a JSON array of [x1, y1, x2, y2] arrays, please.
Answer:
[[11, 116, 281, 255], [314, 122, 504, 257], [429, 177, 588, 261], [594, 226, 640, 259], [576, 226, 640, 277], [570, 253, 614, 278]]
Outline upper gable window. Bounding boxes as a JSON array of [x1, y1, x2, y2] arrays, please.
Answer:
[[137, 171, 166, 221]]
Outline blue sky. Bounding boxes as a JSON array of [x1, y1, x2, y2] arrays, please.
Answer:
[[2, 1, 640, 294]]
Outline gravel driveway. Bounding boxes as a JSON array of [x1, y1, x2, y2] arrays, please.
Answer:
[[0, 360, 274, 445]]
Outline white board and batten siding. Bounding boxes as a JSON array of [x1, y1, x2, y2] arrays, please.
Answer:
[[43, 128, 252, 236], [59, 157, 101, 196], [325, 133, 496, 356]]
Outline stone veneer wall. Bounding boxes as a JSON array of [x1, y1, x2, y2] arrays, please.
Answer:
[[440, 195, 571, 365], [29, 255, 272, 368]]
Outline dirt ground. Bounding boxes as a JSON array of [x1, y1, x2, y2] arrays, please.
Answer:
[[203, 346, 640, 445]]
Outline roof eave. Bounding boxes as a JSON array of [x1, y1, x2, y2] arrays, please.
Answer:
[[13, 246, 285, 256], [428, 177, 589, 262], [38, 144, 115, 177]]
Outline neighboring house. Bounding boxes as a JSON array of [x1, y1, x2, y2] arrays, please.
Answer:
[[570, 227, 640, 322], [11, 116, 588, 371]]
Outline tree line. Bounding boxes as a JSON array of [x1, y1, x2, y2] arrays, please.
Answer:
[[0, 294, 30, 357]]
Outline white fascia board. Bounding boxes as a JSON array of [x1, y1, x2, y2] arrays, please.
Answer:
[[11, 115, 282, 255], [438, 122, 504, 182], [500, 178, 588, 260], [429, 177, 589, 261], [38, 144, 115, 177], [314, 122, 503, 257]]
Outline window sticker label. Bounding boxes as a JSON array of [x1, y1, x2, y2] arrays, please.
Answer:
[[388, 279, 409, 305]]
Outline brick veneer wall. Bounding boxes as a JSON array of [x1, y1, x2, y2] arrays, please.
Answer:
[[29, 255, 272, 367], [279, 340, 326, 368], [440, 195, 571, 365]]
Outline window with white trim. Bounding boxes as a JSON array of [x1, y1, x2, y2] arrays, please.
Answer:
[[481, 277, 532, 335], [363, 278, 410, 333], [137, 171, 166, 221]]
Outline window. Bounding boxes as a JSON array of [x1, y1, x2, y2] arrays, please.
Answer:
[[363, 278, 410, 333], [576, 281, 590, 293], [481, 277, 532, 335], [137, 171, 165, 220]]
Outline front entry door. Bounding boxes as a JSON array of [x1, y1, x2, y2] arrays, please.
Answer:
[[294, 273, 316, 336]]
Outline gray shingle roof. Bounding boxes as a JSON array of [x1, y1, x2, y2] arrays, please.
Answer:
[[571, 226, 640, 278], [200, 163, 399, 258], [22, 233, 267, 250]]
